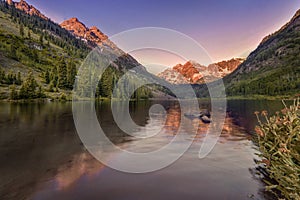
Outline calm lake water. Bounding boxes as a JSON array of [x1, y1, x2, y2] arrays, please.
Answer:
[[0, 100, 288, 200]]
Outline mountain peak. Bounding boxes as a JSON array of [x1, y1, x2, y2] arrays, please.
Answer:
[[60, 18, 87, 29], [158, 59, 243, 84], [6, 0, 48, 20], [69, 17, 79, 22], [60, 18, 89, 40], [60, 18, 108, 45], [90, 26, 99, 30]]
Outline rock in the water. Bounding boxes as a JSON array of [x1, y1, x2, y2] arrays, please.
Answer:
[[200, 116, 212, 124], [184, 109, 211, 121], [199, 109, 211, 118]]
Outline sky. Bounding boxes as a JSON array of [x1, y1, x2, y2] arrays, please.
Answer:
[[26, 0, 300, 73]]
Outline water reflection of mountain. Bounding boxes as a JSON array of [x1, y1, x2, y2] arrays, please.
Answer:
[[54, 152, 104, 190], [220, 114, 251, 142], [164, 104, 181, 134], [163, 105, 251, 142], [0, 102, 105, 200], [0, 100, 284, 200]]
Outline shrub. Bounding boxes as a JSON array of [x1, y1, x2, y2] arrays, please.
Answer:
[[18, 72, 45, 99], [59, 93, 67, 101], [9, 84, 18, 100], [254, 99, 300, 199]]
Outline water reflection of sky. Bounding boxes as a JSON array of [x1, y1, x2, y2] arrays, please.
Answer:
[[32, 102, 257, 199], [0, 100, 284, 200]]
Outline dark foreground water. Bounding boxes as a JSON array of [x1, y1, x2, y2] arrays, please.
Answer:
[[0, 100, 287, 200]]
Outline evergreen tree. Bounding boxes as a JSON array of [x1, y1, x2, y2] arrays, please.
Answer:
[[39, 34, 43, 44], [16, 71, 22, 85], [57, 59, 68, 89], [10, 84, 18, 100], [50, 66, 58, 87], [97, 81, 103, 98], [0, 69, 5, 83], [67, 60, 77, 89], [6, 71, 16, 84], [37, 85, 44, 98], [19, 24, 24, 38], [48, 82, 54, 92], [44, 70, 50, 84], [10, 45, 17, 60], [27, 30, 31, 39], [31, 49, 39, 62], [19, 72, 39, 99]]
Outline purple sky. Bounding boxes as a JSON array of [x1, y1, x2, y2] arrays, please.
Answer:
[[25, 0, 300, 72]]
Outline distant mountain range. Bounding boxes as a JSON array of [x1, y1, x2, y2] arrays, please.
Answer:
[[158, 58, 244, 84], [0, 0, 299, 99], [59, 15, 245, 86]]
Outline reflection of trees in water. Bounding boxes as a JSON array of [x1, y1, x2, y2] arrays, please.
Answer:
[[226, 100, 286, 134], [0, 102, 89, 199]]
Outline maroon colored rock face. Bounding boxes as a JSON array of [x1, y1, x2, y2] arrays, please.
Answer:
[[158, 58, 244, 84], [60, 18, 108, 45], [9, 0, 48, 20]]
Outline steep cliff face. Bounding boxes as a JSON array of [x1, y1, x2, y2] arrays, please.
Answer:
[[88, 26, 108, 42], [158, 59, 244, 84], [60, 17, 122, 55], [214, 58, 245, 76], [7, 0, 48, 20], [60, 18, 88, 39], [225, 9, 300, 96], [60, 18, 109, 45]]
